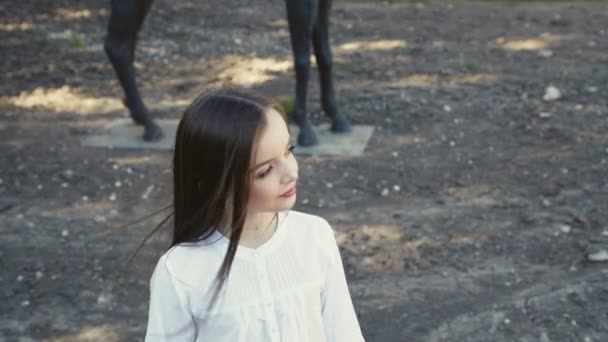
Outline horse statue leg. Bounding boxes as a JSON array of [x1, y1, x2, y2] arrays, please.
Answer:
[[104, 0, 163, 142], [313, 0, 351, 134], [286, 0, 318, 146]]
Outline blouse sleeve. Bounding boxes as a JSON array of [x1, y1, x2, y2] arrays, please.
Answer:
[[145, 255, 197, 341], [320, 220, 365, 342]]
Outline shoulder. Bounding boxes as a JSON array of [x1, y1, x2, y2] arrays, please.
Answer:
[[282, 210, 337, 247], [151, 238, 224, 290], [284, 209, 332, 231]]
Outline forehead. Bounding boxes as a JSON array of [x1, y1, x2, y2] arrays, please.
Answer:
[[254, 108, 289, 162]]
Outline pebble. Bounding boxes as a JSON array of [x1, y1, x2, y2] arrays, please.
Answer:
[[586, 86, 598, 93], [326, 183, 333, 189], [17, 275, 24, 282], [21, 300, 30, 307], [301, 198, 310, 205], [35, 271, 43, 280], [62, 229, 69, 237], [587, 250, 608, 262], [558, 224, 571, 233], [97, 293, 112, 305], [380, 188, 390, 197], [114, 181, 122, 188], [142, 185, 154, 199], [543, 85, 562, 101], [538, 49, 553, 58], [392, 185, 401, 192], [539, 112, 553, 119], [109, 193, 116, 201], [443, 105, 452, 112]]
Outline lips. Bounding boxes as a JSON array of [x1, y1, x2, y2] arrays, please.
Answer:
[[279, 186, 296, 197]]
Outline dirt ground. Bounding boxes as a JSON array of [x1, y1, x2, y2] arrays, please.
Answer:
[[1, 0, 608, 341]]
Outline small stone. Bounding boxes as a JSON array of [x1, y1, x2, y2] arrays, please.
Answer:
[[393, 185, 401, 192], [538, 49, 553, 58], [126, 167, 133, 174], [21, 300, 30, 307], [61, 229, 69, 237], [114, 181, 122, 188], [16, 213, 24, 220], [35, 271, 43, 280], [391, 151, 399, 157], [109, 193, 116, 201], [97, 293, 112, 305], [82, 195, 89, 201], [504, 318, 511, 325], [17, 275, 24, 282], [587, 250, 608, 262], [449, 141, 456, 147], [95, 215, 107, 223], [586, 86, 598, 93], [558, 224, 571, 233], [112, 164, 119, 170], [380, 188, 390, 197], [36, 184, 43, 190], [443, 105, 452, 112], [574, 104, 583, 111], [26, 222, 35, 228], [142, 185, 154, 199], [326, 183, 333, 189], [63, 169, 74, 178], [317, 199, 325, 208], [110, 209, 118, 216], [61, 182, 69, 188], [539, 112, 553, 119], [301, 198, 310, 205], [543, 85, 562, 101]]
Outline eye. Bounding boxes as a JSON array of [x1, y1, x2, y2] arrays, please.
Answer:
[[287, 144, 295, 155], [256, 166, 273, 179]]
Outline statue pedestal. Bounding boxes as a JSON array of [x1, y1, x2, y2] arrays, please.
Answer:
[[83, 119, 374, 157]]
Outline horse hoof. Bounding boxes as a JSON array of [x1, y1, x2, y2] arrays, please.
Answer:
[[143, 123, 164, 142]]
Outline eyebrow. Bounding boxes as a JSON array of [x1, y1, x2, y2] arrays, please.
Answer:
[[254, 141, 291, 170]]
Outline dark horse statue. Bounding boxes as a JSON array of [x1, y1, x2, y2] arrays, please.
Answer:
[[104, 0, 351, 146]]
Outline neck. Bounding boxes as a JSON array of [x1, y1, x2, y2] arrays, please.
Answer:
[[238, 211, 278, 248], [242, 210, 277, 232]]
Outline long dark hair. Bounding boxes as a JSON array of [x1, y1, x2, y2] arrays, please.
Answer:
[[140, 86, 286, 308]]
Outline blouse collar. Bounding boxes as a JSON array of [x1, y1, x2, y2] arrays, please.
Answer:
[[209, 210, 289, 260]]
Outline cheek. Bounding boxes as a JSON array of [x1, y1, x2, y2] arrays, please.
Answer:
[[249, 179, 278, 208]]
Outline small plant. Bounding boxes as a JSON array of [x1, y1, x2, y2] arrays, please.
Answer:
[[278, 96, 295, 114], [69, 37, 85, 49]]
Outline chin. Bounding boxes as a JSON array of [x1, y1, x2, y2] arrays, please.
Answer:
[[277, 196, 297, 211]]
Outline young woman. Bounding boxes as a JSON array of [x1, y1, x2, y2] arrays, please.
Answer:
[[145, 87, 364, 341]]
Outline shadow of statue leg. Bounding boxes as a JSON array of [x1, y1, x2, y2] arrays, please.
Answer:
[[286, 0, 319, 146], [313, 0, 351, 134], [104, 0, 163, 142]]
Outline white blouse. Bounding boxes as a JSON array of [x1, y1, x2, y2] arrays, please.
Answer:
[[145, 210, 365, 342]]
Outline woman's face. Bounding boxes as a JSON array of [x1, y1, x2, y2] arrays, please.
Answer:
[[248, 108, 298, 213]]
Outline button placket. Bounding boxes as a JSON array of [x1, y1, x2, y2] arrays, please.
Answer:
[[256, 254, 279, 341]]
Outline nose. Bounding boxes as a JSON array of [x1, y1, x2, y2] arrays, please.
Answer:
[[281, 160, 298, 184]]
